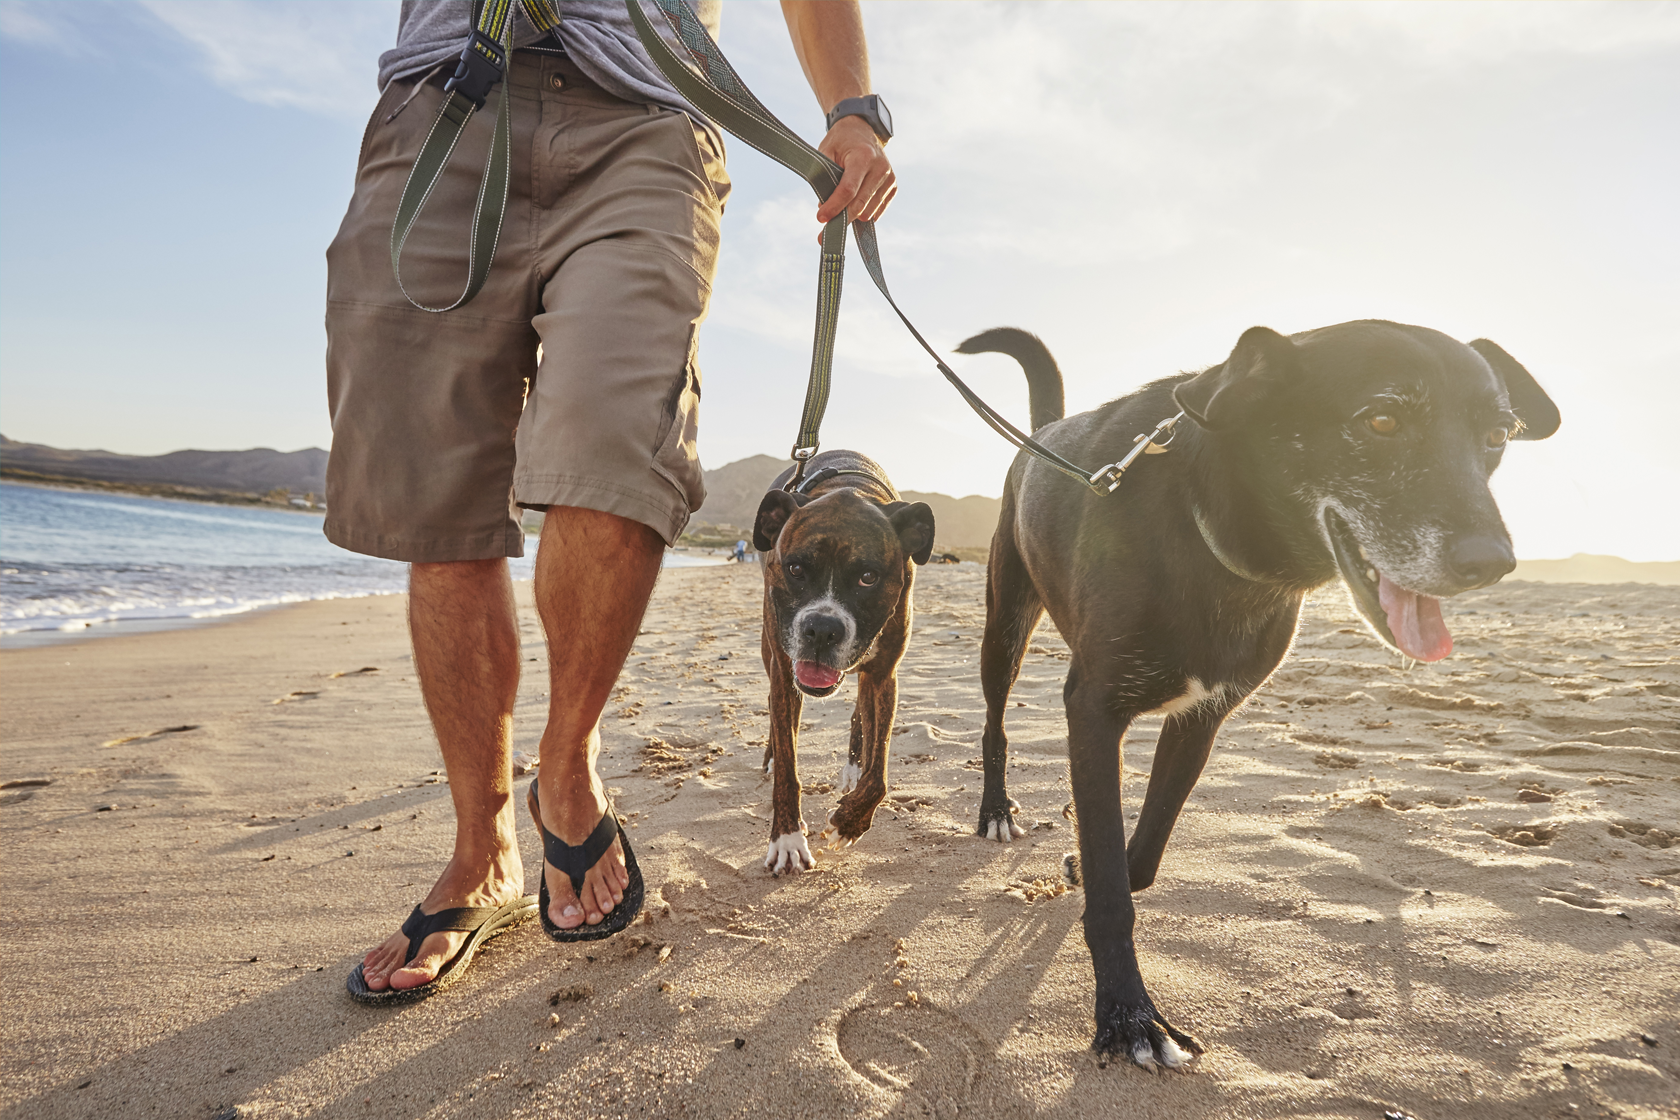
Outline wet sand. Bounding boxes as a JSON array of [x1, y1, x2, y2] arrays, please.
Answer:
[[1, 565, 1676, 1119]]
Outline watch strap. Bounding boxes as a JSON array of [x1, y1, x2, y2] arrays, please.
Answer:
[[825, 95, 891, 141]]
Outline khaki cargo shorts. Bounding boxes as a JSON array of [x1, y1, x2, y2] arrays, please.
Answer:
[[324, 51, 728, 561]]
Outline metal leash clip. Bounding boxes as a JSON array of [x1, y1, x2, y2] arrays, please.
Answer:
[[784, 445, 819, 492], [1086, 411, 1184, 494]]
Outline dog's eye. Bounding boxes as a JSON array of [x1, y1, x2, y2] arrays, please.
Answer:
[[1365, 414, 1400, 436], [786, 562, 805, 580], [1486, 426, 1510, 449], [859, 570, 879, 587]]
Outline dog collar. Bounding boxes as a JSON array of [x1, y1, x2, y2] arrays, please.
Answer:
[[789, 467, 885, 495]]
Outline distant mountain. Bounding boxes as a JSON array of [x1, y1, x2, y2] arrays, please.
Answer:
[[898, 491, 1001, 551], [693, 454, 786, 531], [691, 454, 1002, 550], [1, 434, 328, 496], [1511, 555, 1680, 586]]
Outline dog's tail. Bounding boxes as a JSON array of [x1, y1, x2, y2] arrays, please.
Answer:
[[953, 327, 1066, 431]]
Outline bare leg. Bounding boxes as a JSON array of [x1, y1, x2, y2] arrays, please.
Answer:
[[359, 558, 524, 992], [531, 505, 663, 929]]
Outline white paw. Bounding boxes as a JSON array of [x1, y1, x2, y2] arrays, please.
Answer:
[[764, 831, 815, 874], [837, 761, 861, 794], [1158, 1035, 1191, 1069], [985, 817, 1027, 843], [1132, 1040, 1157, 1071]]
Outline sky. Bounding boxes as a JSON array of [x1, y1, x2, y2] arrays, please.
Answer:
[[1, 1, 1676, 561]]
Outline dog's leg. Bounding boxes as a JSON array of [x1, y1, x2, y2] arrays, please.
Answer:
[[826, 666, 895, 845], [828, 592, 910, 845], [838, 706, 863, 794], [1066, 681, 1202, 1069], [1127, 705, 1230, 892], [977, 529, 1041, 842], [762, 640, 814, 875]]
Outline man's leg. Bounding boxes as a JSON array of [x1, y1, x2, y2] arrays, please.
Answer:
[[358, 558, 524, 991], [531, 505, 663, 929]]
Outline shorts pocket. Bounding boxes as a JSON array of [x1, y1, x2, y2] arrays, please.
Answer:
[[358, 79, 406, 167], [668, 112, 730, 210], [650, 360, 705, 516]]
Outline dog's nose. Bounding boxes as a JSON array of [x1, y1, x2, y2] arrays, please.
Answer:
[[800, 614, 846, 650], [1447, 535, 1515, 589]]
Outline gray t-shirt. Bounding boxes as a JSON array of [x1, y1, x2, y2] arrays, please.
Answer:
[[379, 1, 724, 143]]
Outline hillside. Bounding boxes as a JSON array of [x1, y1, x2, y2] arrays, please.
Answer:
[[1510, 554, 1680, 585], [0, 434, 327, 496]]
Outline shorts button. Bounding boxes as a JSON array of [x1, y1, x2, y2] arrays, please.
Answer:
[[549, 73, 564, 91]]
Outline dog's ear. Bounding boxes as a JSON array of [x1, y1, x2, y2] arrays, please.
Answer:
[[753, 490, 810, 553], [1468, 339, 1561, 440], [1173, 326, 1301, 430], [884, 501, 936, 565]]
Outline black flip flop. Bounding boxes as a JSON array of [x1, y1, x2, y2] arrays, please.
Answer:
[[528, 778, 644, 942], [345, 895, 536, 1005]]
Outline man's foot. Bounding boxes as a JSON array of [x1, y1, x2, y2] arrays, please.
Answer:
[[357, 851, 523, 993], [528, 772, 629, 930]]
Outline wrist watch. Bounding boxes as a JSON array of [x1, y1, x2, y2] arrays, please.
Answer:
[[825, 95, 893, 143]]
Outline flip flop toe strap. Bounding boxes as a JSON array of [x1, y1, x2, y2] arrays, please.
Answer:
[[398, 903, 502, 965], [540, 809, 620, 896]]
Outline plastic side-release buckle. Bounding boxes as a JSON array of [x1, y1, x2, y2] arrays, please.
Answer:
[[444, 29, 506, 109]]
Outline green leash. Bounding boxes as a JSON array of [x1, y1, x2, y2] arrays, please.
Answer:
[[626, 0, 1135, 493], [389, 0, 561, 314]]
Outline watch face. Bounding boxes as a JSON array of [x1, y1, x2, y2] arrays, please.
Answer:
[[873, 97, 892, 138]]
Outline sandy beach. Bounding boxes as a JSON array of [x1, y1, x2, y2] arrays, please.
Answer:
[[2, 564, 1676, 1120]]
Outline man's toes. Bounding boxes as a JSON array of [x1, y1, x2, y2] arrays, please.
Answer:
[[361, 942, 402, 987], [587, 874, 616, 921], [388, 933, 454, 990], [548, 873, 586, 929]]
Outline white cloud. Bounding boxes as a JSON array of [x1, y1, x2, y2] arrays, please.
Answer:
[[0, 0, 399, 119], [138, 0, 396, 120], [0, 0, 98, 51]]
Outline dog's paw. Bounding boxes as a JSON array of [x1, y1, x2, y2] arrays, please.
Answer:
[[1092, 999, 1202, 1072], [824, 806, 871, 850], [836, 761, 862, 795], [977, 799, 1026, 843], [764, 830, 815, 875]]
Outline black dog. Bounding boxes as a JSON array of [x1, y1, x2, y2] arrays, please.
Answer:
[[960, 321, 1559, 1068], [752, 452, 936, 873]]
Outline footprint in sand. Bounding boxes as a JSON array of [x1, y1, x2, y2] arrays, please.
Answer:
[[101, 724, 200, 747], [835, 1001, 988, 1116], [1488, 823, 1558, 848]]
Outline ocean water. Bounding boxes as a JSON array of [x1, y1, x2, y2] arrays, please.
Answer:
[[0, 483, 723, 646]]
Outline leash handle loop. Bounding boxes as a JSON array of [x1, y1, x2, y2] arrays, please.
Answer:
[[390, 0, 559, 314]]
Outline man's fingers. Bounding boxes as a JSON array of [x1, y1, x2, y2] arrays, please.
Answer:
[[817, 159, 868, 224], [853, 168, 896, 223]]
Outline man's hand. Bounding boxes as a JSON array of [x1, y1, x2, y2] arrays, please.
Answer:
[[782, 0, 897, 225], [817, 115, 894, 224]]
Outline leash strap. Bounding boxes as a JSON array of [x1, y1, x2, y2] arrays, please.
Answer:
[[389, 0, 562, 313], [625, 0, 847, 479], [627, 0, 1124, 493]]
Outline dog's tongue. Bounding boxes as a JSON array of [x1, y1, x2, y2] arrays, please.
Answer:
[[1377, 573, 1453, 662], [796, 661, 843, 690]]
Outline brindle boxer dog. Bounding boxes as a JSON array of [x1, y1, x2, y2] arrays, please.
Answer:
[[751, 451, 936, 873], [958, 321, 1560, 1069]]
